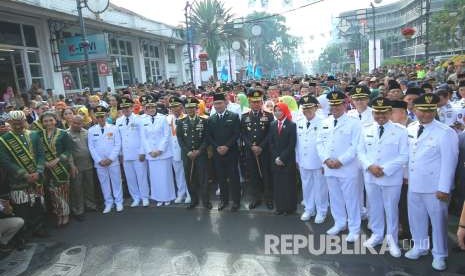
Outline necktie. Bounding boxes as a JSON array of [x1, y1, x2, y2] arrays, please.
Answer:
[[219, 114, 223, 120], [278, 120, 283, 134], [126, 117, 129, 125], [306, 121, 310, 129], [334, 119, 338, 127], [101, 128, 104, 134], [409, 112, 415, 120], [417, 125, 424, 138], [151, 116, 155, 124], [358, 114, 362, 120], [379, 125, 384, 138]]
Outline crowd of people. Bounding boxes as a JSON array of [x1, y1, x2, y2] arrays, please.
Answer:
[[1, 61, 465, 271]]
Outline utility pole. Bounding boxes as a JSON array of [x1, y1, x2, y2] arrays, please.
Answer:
[[424, 0, 431, 63], [76, 0, 94, 94], [185, 1, 194, 84], [370, 2, 377, 71]]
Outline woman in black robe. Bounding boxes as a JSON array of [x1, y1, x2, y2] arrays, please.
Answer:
[[269, 102, 297, 215]]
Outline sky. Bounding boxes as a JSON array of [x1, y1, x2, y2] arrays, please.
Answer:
[[110, 0, 398, 65]]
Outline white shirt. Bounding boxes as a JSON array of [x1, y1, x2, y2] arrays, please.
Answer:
[[407, 120, 458, 193], [438, 101, 460, 126], [357, 121, 408, 186], [140, 113, 172, 160], [347, 106, 374, 125], [166, 113, 185, 161], [210, 102, 242, 116], [116, 114, 144, 161], [88, 123, 121, 168], [296, 115, 324, 170]]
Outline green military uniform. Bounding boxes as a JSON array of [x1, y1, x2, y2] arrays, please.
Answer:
[[176, 97, 210, 209]]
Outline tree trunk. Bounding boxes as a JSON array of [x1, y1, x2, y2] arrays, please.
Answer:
[[212, 58, 218, 81]]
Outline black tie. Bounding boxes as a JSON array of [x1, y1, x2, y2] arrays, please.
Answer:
[[101, 128, 104, 134], [126, 117, 129, 125], [254, 112, 258, 117], [151, 116, 155, 124], [334, 119, 338, 127], [306, 121, 310, 129], [358, 114, 362, 120], [379, 125, 384, 138], [417, 125, 424, 138], [219, 114, 223, 120]]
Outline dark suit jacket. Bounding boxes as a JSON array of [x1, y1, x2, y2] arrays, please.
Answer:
[[207, 110, 240, 153], [269, 119, 296, 166]]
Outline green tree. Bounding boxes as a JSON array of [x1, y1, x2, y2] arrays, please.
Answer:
[[244, 12, 301, 76], [429, 0, 465, 51], [190, 0, 245, 80]]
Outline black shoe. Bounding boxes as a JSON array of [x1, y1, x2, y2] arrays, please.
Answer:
[[203, 202, 213, 210], [218, 202, 228, 211], [266, 201, 274, 210], [248, 200, 261, 210], [187, 202, 198, 209], [274, 210, 283, 215], [73, 214, 85, 222], [230, 203, 240, 212]]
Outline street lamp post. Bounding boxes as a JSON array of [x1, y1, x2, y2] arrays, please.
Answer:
[[424, 0, 431, 63], [370, 0, 382, 71], [76, 0, 94, 94], [185, 1, 194, 84]]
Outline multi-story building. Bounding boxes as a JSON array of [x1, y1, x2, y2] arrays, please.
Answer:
[[0, 0, 187, 96], [337, 0, 445, 66]]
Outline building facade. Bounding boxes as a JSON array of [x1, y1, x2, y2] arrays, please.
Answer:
[[0, 0, 187, 97]]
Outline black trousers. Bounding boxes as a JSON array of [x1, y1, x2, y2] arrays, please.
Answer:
[[213, 150, 240, 204], [183, 155, 210, 205], [245, 150, 273, 202], [13, 200, 46, 239]]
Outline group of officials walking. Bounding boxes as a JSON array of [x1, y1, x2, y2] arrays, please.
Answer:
[[0, 82, 459, 272]]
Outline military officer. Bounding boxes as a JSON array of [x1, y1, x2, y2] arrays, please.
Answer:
[[167, 97, 190, 204], [296, 95, 328, 223], [404, 94, 458, 271], [176, 97, 211, 209], [240, 89, 274, 210], [140, 95, 175, 206], [357, 97, 408, 258], [115, 98, 149, 207], [207, 93, 241, 211], [316, 91, 362, 242], [436, 89, 461, 128], [347, 85, 373, 124], [88, 106, 123, 214]]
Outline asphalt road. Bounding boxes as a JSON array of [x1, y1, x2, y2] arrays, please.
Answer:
[[3, 202, 465, 276]]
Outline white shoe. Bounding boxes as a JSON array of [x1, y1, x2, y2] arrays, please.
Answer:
[[363, 234, 383, 248], [156, 202, 163, 207], [174, 196, 184, 204], [102, 205, 112, 214], [345, 232, 360, 243], [184, 196, 191, 204], [142, 199, 149, 207], [314, 214, 326, 224], [389, 244, 402, 258], [164, 201, 171, 206], [300, 200, 305, 205], [432, 257, 447, 271], [300, 211, 314, 221], [326, 225, 347, 235], [130, 200, 140, 207], [116, 204, 123, 212], [215, 187, 221, 196], [404, 248, 428, 260]]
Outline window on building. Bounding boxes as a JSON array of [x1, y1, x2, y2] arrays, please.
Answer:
[[109, 37, 135, 87], [0, 21, 22, 46], [167, 48, 176, 64], [143, 42, 162, 82]]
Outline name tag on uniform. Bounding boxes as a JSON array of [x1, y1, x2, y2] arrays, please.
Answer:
[[408, 135, 414, 138], [227, 120, 232, 122], [93, 134, 99, 136], [144, 124, 149, 126], [118, 124, 123, 127], [323, 126, 328, 129], [366, 135, 374, 138], [245, 117, 251, 123], [298, 126, 303, 129], [260, 117, 268, 122]]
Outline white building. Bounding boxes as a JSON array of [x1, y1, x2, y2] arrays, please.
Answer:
[[0, 0, 187, 96]]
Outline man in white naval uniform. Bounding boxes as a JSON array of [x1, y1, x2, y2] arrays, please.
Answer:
[[140, 95, 175, 206], [347, 85, 374, 221], [437, 89, 460, 128], [405, 94, 458, 271], [296, 95, 328, 224], [115, 98, 149, 207], [88, 106, 123, 214], [357, 97, 408, 258], [167, 97, 190, 204], [316, 91, 362, 242]]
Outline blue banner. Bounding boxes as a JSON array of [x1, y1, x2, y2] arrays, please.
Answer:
[[58, 34, 109, 65]]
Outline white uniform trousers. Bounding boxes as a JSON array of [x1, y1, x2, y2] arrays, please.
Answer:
[[299, 167, 328, 215], [96, 166, 123, 207], [408, 192, 449, 258], [123, 160, 149, 202], [326, 176, 361, 234], [149, 158, 176, 202], [365, 183, 401, 244], [172, 159, 188, 198]]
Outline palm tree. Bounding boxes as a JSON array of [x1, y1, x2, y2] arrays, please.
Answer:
[[190, 0, 245, 80]]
